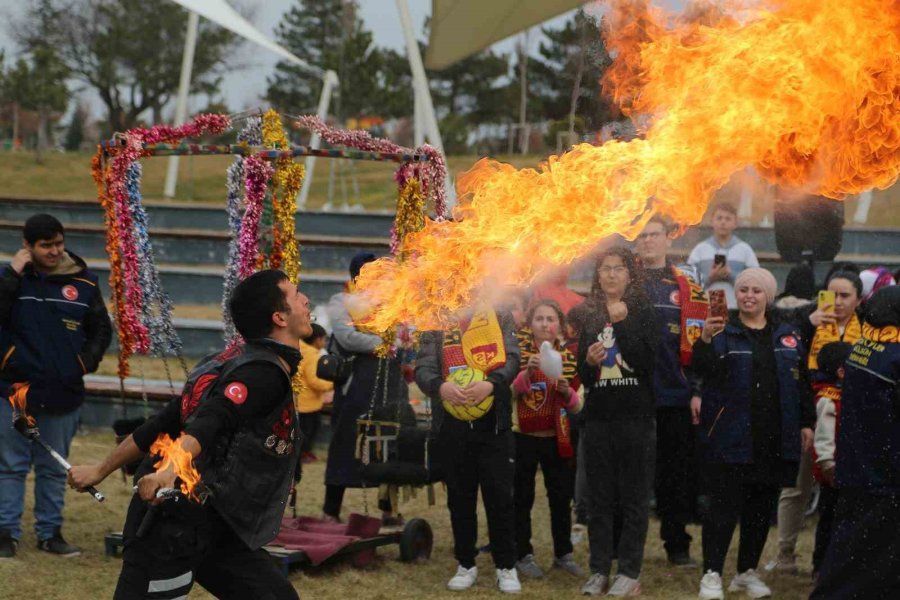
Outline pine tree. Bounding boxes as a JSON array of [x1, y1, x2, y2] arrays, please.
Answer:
[[266, 0, 387, 119], [531, 9, 616, 136]]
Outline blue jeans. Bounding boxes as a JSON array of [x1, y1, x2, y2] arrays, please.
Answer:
[[0, 399, 80, 541]]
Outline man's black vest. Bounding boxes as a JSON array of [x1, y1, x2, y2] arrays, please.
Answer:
[[184, 345, 301, 549]]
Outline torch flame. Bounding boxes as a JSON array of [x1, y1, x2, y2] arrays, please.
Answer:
[[150, 434, 202, 501], [8, 383, 35, 428], [355, 0, 900, 332]]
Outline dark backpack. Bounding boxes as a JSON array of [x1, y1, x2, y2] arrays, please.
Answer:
[[179, 344, 288, 424]]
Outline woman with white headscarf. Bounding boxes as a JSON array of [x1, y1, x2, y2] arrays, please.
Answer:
[[691, 268, 815, 600]]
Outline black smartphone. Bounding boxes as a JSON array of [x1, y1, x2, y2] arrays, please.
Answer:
[[713, 254, 727, 268]]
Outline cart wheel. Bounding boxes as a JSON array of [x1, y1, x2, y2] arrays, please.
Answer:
[[399, 518, 433, 562]]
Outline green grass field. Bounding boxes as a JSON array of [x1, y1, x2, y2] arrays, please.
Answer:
[[0, 430, 818, 599], [1, 150, 899, 227]]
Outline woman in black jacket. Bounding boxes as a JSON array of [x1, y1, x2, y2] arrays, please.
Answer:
[[576, 247, 658, 597]]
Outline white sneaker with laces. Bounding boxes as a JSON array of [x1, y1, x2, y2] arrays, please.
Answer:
[[607, 574, 641, 596], [728, 569, 772, 599], [447, 565, 478, 591], [496, 568, 522, 594], [699, 571, 724, 600]]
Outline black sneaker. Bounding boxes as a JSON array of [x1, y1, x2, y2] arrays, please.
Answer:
[[0, 530, 17, 559], [37, 529, 81, 557], [667, 551, 698, 568]]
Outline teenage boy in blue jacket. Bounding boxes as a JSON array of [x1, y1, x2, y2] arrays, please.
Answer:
[[0, 214, 112, 558]]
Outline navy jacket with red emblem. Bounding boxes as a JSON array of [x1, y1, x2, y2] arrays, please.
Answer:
[[0, 251, 112, 412], [692, 316, 812, 464]]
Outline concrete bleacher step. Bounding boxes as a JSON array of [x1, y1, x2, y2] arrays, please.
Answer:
[[0, 219, 390, 272], [1, 196, 397, 237]]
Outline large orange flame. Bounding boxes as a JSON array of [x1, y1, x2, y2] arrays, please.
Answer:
[[355, 0, 900, 331], [150, 434, 202, 501]]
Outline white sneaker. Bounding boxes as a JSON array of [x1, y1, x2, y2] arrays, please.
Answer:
[[728, 569, 772, 599], [699, 571, 724, 600], [496, 568, 522, 594], [447, 565, 477, 591], [607, 574, 641, 596]]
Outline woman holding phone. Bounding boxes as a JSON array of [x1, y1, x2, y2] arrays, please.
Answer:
[[691, 268, 815, 600]]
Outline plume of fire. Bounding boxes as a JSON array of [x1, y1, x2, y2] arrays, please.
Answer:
[[149, 434, 202, 501], [353, 0, 900, 332], [8, 383, 35, 428]]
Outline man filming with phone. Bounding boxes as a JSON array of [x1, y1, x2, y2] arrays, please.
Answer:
[[687, 202, 759, 309]]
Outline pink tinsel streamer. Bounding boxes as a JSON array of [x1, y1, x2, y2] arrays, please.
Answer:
[[295, 115, 447, 221], [238, 156, 274, 280], [106, 114, 231, 354]]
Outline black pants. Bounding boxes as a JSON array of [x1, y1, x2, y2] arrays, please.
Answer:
[[441, 423, 516, 570], [812, 484, 838, 574], [583, 418, 655, 579], [297, 411, 320, 454], [115, 496, 298, 600], [655, 406, 696, 555], [811, 490, 900, 600], [514, 433, 574, 560], [702, 466, 779, 575]]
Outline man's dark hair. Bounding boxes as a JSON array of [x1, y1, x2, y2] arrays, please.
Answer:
[[711, 202, 737, 217], [645, 214, 673, 234], [230, 269, 290, 340], [817, 342, 853, 382], [23, 214, 64, 245], [303, 323, 327, 345]]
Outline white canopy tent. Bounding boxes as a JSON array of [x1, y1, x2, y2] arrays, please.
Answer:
[[162, 0, 583, 212], [165, 0, 337, 207], [424, 0, 585, 70]]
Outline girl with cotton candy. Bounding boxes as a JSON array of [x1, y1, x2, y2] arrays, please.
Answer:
[[510, 299, 584, 581]]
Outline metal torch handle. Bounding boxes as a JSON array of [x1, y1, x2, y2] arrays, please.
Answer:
[[33, 433, 106, 502]]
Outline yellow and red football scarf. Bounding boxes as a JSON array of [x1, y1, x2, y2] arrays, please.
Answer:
[[809, 313, 862, 370], [516, 330, 578, 457], [442, 303, 506, 378], [861, 322, 900, 343], [673, 266, 708, 366]]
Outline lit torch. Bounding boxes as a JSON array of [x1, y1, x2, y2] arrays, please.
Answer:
[[354, 0, 900, 332], [8, 383, 105, 503], [148, 433, 202, 502]]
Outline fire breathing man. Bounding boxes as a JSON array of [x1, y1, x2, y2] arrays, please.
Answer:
[[69, 270, 312, 599], [0, 214, 112, 559]]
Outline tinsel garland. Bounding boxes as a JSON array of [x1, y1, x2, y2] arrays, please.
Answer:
[[295, 115, 446, 220], [102, 113, 231, 375], [125, 162, 182, 359], [91, 151, 130, 378], [263, 110, 303, 283], [390, 178, 426, 260], [222, 117, 262, 343], [238, 155, 274, 280]]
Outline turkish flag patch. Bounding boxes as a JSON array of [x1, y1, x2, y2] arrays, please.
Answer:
[[62, 285, 79, 301], [224, 382, 248, 405], [781, 335, 798, 349]]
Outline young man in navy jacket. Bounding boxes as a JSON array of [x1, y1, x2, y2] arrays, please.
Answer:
[[0, 214, 112, 558]]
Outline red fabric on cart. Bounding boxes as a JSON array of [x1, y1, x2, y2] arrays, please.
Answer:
[[270, 513, 383, 566]]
